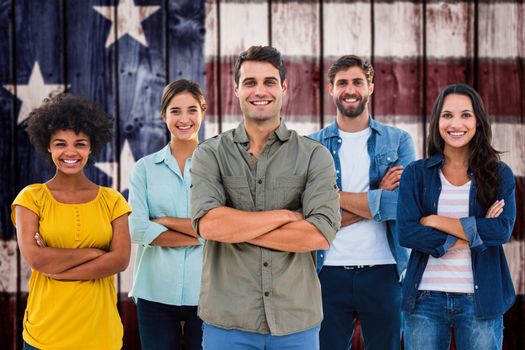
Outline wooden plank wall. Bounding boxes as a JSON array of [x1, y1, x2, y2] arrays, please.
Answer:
[[0, 0, 523, 349], [203, 1, 524, 350]]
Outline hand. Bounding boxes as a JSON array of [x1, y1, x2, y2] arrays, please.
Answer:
[[379, 165, 403, 191], [485, 199, 505, 218], [152, 217, 166, 225], [34, 232, 47, 248], [449, 239, 469, 251], [419, 215, 434, 227], [290, 211, 303, 221]]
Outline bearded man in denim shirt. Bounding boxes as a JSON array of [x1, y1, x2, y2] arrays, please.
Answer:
[[309, 55, 415, 350]]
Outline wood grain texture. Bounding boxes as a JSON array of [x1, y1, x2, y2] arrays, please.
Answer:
[[167, 0, 205, 139], [14, 0, 64, 199], [272, 1, 321, 134], [65, 0, 117, 188], [115, 0, 166, 173], [0, 0, 14, 239]]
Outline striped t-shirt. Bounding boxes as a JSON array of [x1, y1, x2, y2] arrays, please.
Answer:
[[419, 171, 474, 293]]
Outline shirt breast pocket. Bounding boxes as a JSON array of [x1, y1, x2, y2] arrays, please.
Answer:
[[223, 176, 252, 210], [376, 150, 399, 174], [276, 175, 306, 210]]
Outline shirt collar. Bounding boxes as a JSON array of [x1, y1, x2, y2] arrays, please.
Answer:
[[233, 120, 291, 144], [325, 115, 380, 139], [153, 144, 173, 164], [427, 153, 444, 168]]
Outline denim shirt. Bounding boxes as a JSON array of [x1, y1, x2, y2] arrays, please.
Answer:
[[397, 154, 516, 319], [309, 117, 416, 277]]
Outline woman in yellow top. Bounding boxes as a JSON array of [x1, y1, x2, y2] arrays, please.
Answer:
[[11, 94, 131, 350]]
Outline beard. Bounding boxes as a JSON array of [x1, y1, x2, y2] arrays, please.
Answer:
[[335, 94, 368, 118]]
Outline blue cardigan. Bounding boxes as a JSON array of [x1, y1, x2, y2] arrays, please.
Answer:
[[397, 154, 516, 319]]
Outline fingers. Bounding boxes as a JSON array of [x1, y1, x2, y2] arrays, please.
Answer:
[[34, 232, 47, 248], [485, 199, 505, 218], [379, 166, 404, 190]]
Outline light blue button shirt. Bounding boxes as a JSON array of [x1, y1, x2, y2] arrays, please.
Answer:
[[128, 144, 203, 306]]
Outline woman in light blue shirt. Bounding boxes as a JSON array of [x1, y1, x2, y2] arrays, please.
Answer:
[[128, 79, 206, 350]]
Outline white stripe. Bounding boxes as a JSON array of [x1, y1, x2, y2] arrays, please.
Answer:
[[374, 2, 422, 58], [323, 2, 371, 57], [374, 115, 425, 161], [205, 1, 269, 59], [479, 3, 525, 59], [203, 114, 320, 139], [426, 2, 474, 58], [271, 2, 320, 57], [204, 117, 524, 176]]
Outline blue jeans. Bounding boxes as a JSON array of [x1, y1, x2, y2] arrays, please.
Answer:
[[137, 298, 203, 350], [319, 264, 401, 350], [403, 291, 503, 350], [202, 323, 320, 350], [23, 341, 39, 350]]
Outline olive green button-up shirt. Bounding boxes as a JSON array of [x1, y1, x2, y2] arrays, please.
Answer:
[[190, 121, 340, 336]]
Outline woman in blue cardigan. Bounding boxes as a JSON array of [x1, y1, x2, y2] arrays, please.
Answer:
[[397, 83, 516, 350]]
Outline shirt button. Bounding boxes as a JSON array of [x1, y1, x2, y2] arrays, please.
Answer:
[[337, 139, 341, 143], [258, 179, 263, 184], [387, 157, 391, 161], [320, 254, 324, 258], [264, 292, 270, 296], [475, 285, 478, 289], [263, 262, 268, 267], [332, 150, 336, 154], [336, 170, 340, 174]]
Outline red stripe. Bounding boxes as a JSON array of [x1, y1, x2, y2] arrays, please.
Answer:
[[204, 58, 524, 118]]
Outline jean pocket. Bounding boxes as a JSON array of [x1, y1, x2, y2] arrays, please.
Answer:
[[415, 290, 431, 304]]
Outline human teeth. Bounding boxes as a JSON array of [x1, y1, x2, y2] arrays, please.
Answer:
[[252, 101, 270, 105], [178, 125, 191, 130], [449, 132, 465, 136], [63, 159, 78, 164]]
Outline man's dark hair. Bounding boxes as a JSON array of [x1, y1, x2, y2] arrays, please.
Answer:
[[26, 94, 112, 166], [327, 55, 374, 85], [234, 46, 286, 86]]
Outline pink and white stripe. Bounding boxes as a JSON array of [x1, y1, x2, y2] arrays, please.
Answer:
[[419, 171, 474, 293]]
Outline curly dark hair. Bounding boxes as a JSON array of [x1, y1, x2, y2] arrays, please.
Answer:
[[26, 94, 113, 166], [428, 83, 501, 210]]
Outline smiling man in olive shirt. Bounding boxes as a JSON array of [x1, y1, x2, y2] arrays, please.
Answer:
[[190, 46, 340, 350]]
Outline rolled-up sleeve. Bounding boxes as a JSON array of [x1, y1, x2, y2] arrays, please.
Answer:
[[397, 163, 450, 258], [128, 160, 168, 245], [460, 163, 516, 252], [189, 142, 227, 235], [302, 146, 341, 245], [369, 130, 415, 222]]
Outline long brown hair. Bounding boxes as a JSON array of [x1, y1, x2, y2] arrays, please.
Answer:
[[427, 83, 501, 210]]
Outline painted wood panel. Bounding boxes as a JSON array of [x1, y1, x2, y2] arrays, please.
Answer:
[[373, 1, 425, 159], [13, 0, 66, 196], [0, 1, 524, 350], [272, 1, 321, 135], [0, 0, 14, 240]]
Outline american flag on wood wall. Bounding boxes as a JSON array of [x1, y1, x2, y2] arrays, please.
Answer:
[[0, 1, 523, 350]]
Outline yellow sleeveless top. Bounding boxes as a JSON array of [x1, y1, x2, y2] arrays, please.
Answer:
[[12, 184, 131, 350]]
